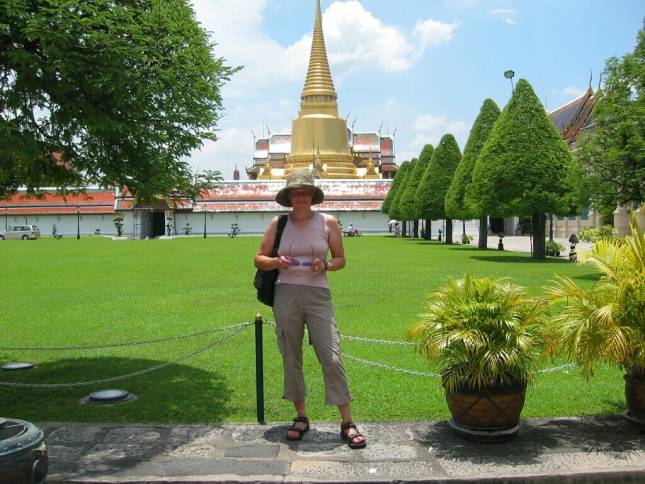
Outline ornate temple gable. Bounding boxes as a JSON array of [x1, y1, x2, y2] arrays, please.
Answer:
[[548, 86, 597, 147], [0, 189, 116, 215]]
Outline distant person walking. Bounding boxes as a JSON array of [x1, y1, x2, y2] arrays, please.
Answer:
[[254, 170, 367, 449]]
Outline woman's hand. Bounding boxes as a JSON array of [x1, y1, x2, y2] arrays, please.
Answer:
[[277, 255, 292, 269], [311, 258, 327, 273]]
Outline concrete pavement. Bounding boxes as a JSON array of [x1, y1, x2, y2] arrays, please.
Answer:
[[42, 416, 645, 483]]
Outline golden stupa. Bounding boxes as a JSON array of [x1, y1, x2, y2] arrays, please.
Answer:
[[283, 0, 358, 179]]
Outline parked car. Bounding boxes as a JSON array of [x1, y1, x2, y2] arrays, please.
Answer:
[[0, 225, 41, 240]]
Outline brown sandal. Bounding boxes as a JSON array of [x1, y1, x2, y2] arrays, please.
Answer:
[[340, 421, 367, 449], [286, 416, 310, 441]]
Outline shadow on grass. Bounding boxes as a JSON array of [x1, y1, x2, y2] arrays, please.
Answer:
[[0, 356, 233, 423], [469, 255, 567, 264], [571, 273, 602, 282], [416, 416, 645, 464]]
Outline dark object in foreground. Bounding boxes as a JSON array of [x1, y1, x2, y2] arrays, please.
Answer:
[[0, 418, 48, 484]]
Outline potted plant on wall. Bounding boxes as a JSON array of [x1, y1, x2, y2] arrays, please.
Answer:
[[545, 214, 645, 422], [407, 274, 547, 437]]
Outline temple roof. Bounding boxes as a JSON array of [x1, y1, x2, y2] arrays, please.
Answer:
[[0, 189, 116, 215], [548, 86, 597, 146]]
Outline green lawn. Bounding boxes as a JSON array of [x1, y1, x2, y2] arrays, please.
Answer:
[[0, 236, 623, 424]]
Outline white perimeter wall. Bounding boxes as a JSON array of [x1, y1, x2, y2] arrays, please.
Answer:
[[5, 214, 116, 236], [5, 211, 495, 238]]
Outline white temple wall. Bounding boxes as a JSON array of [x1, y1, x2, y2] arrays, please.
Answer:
[[4, 214, 116, 236], [170, 211, 392, 235]]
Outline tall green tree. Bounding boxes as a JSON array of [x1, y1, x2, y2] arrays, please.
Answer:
[[574, 24, 645, 215], [470, 79, 574, 258], [399, 153, 428, 237], [382, 160, 409, 214], [414, 144, 435, 239], [418, 134, 461, 244], [445, 99, 501, 249], [0, 0, 238, 200], [389, 160, 414, 236]]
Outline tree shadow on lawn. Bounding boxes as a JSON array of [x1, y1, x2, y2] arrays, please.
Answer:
[[468, 255, 567, 264], [416, 416, 645, 465], [0, 356, 233, 423], [570, 272, 602, 282]]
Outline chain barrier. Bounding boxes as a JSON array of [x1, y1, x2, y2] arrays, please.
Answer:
[[537, 362, 576, 373], [342, 335, 415, 346], [0, 322, 252, 352], [344, 353, 441, 377], [0, 323, 252, 388], [264, 320, 577, 377]]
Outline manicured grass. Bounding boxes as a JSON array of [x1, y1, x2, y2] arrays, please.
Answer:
[[0, 236, 622, 424]]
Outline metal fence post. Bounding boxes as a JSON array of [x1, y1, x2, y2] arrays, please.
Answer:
[[254, 313, 266, 424]]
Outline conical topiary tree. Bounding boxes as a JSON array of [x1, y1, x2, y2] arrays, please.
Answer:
[[386, 161, 410, 235], [418, 134, 462, 244], [382, 160, 409, 215], [470, 79, 575, 259], [391, 159, 415, 237], [399, 154, 427, 238], [414, 144, 435, 239], [446, 99, 501, 249]]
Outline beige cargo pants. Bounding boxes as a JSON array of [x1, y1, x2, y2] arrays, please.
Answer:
[[273, 283, 351, 406]]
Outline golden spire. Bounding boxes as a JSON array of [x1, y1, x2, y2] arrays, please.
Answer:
[[301, 0, 337, 101], [285, 0, 359, 179]]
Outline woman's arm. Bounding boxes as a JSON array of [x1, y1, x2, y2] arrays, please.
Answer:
[[321, 214, 346, 272], [254, 216, 291, 271]]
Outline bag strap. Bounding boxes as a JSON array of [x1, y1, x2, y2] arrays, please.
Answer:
[[271, 215, 288, 257]]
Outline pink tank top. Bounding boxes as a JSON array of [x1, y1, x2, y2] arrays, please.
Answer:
[[277, 212, 329, 288]]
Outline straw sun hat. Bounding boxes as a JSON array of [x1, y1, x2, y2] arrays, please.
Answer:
[[275, 170, 324, 207]]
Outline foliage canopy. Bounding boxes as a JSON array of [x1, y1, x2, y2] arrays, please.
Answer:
[[0, 0, 238, 200], [446, 99, 501, 220], [417, 134, 461, 220], [470, 79, 574, 217], [574, 24, 645, 213]]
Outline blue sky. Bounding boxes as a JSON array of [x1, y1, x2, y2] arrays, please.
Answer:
[[189, 0, 643, 180]]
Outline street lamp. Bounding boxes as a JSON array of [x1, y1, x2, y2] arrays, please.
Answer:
[[4, 207, 7, 230], [203, 211, 207, 238], [504, 69, 515, 94], [76, 206, 80, 239]]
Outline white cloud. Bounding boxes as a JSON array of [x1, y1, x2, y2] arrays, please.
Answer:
[[192, 0, 458, 88], [189, 127, 256, 179], [489, 9, 518, 25], [560, 86, 587, 98], [408, 114, 469, 157], [413, 19, 458, 47]]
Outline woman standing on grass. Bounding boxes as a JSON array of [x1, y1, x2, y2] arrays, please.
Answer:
[[254, 170, 367, 449]]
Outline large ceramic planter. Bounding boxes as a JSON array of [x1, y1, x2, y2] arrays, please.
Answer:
[[0, 418, 48, 484], [446, 382, 527, 431], [625, 373, 645, 422]]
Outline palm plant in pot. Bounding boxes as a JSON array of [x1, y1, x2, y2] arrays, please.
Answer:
[[407, 274, 547, 435], [545, 214, 645, 421]]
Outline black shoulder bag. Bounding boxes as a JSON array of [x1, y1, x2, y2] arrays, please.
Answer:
[[253, 215, 288, 306]]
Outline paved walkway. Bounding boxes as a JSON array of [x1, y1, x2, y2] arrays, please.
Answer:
[[474, 235, 593, 257], [43, 417, 645, 483]]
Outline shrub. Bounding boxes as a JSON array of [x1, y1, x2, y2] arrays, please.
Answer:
[[578, 225, 616, 242]]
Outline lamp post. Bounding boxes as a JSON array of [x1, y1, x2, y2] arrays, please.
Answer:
[[76, 206, 80, 239], [203, 211, 207, 238], [548, 213, 554, 242], [504, 69, 515, 94], [4, 207, 7, 230]]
